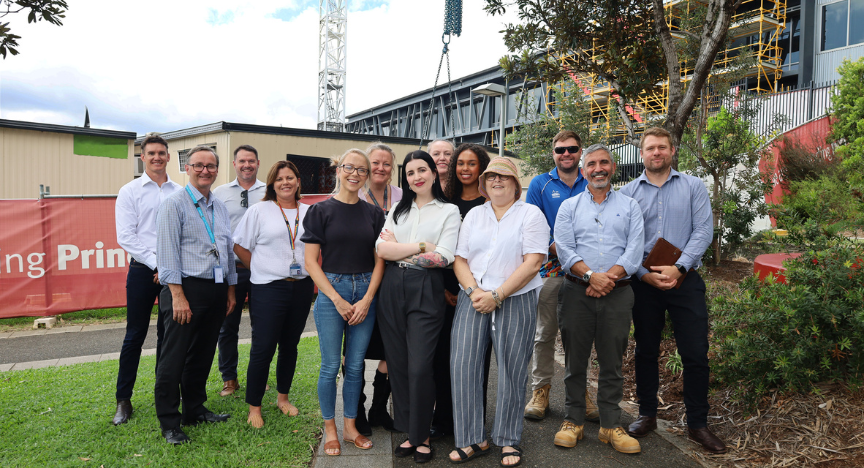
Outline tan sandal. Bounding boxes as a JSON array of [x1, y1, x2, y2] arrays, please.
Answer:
[[344, 434, 373, 450], [278, 401, 299, 416], [324, 439, 341, 456]]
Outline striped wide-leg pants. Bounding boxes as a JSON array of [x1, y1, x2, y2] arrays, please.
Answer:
[[450, 288, 538, 448]]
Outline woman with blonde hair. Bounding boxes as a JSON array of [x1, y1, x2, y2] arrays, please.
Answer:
[[301, 149, 386, 456]]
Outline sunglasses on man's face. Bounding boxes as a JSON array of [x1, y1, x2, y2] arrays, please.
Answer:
[[241, 190, 248, 208], [554, 146, 580, 155]]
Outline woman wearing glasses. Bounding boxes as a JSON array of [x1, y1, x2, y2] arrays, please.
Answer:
[[231, 161, 313, 429], [353, 142, 402, 434], [448, 158, 549, 467], [376, 150, 461, 463], [301, 149, 386, 456]]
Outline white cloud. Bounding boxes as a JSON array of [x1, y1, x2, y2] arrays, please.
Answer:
[[0, 0, 517, 134]]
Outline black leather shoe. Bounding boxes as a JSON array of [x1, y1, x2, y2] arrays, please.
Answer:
[[394, 439, 417, 458], [414, 443, 433, 463], [626, 415, 657, 438], [428, 425, 451, 441], [112, 400, 133, 426], [688, 426, 727, 454], [183, 411, 230, 426], [162, 427, 190, 445]]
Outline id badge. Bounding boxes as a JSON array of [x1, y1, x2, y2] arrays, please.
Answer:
[[289, 260, 302, 278], [214, 266, 224, 283]]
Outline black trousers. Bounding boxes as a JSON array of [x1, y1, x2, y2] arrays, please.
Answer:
[[245, 278, 314, 407], [155, 277, 227, 430], [116, 259, 164, 400], [218, 266, 252, 382], [631, 271, 710, 428], [378, 264, 446, 446]]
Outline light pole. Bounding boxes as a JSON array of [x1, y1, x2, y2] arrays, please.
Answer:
[[471, 82, 508, 157]]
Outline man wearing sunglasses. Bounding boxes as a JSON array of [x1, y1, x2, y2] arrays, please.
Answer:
[[212, 145, 265, 397], [524, 130, 598, 422]]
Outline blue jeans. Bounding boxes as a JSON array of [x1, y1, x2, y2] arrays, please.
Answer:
[[314, 272, 377, 420]]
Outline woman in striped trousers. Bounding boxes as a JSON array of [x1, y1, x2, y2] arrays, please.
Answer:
[[448, 157, 550, 467]]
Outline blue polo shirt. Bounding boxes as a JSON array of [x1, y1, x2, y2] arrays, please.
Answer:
[[526, 167, 588, 277]]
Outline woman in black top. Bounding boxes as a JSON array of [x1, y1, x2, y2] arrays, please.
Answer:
[[302, 149, 386, 456], [432, 143, 492, 439]]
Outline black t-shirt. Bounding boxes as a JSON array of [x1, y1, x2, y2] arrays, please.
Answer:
[[300, 197, 385, 274], [453, 195, 486, 220]]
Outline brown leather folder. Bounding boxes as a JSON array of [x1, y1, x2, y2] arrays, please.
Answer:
[[642, 237, 687, 289]]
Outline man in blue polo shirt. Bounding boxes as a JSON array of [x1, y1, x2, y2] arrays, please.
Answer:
[[524, 130, 595, 421]]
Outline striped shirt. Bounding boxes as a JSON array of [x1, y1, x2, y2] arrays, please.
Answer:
[[157, 184, 237, 285], [618, 168, 713, 278]]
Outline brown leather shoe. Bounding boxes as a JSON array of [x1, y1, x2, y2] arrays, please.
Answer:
[[688, 427, 727, 454], [626, 415, 657, 438], [112, 399, 132, 425], [219, 380, 239, 397]]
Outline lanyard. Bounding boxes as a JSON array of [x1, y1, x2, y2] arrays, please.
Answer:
[[365, 185, 388, 212], [275, 201, 300, 255], [185, 186, 216, 245]]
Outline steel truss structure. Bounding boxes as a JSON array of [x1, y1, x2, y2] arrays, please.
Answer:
[[318, 0, 347, 132]]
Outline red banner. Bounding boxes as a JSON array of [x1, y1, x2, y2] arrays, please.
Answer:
[[0, 195, 333, 319]]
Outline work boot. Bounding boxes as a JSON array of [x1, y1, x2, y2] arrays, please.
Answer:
[[553, 421, 583, 448], [368, 370, 395, 431], [599, 427, 642, 454], [585, 389, 600, 422], [524, 384, 550, 420]]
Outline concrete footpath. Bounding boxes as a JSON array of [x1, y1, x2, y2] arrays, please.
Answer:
[[1, 316, 710, 468]]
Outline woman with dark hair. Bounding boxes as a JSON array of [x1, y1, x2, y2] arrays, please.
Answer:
[[302, 149, 386, 456], [431, 143, 492, 440], [233, 161, 315, 428], [376, 150, 461, 463]]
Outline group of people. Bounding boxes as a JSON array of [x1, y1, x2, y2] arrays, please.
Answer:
[[110, 126, 727, 465]]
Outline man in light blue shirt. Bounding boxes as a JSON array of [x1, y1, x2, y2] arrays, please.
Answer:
[[618, 127, 726, 454], [552, 144, 644, 454], [155, 146, 237, 445]]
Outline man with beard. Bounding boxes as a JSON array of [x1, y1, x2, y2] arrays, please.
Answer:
[[618, 127, 726, 454], [524, 130, 597, 422], [552, 144, 644, 453]]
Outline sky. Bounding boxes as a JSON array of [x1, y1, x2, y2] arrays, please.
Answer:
[[0, 0, 518, 135]]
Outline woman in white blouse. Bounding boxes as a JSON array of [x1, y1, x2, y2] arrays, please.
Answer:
[[448, 157, 549, 467], [232, 161, 315, 429], [375, 150, 461, 463]]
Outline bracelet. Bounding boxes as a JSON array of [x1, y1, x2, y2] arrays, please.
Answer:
[[418, 242, 426, 254], [491, 289, 503, 308]]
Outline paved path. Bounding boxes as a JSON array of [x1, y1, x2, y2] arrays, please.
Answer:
[[1, 314, 708, 468]]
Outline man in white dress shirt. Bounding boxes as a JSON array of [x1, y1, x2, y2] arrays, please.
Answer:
[[112, 134, 182, 425], [212, 145, 266, 396]]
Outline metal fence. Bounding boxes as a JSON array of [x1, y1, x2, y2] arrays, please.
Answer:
[[753, 81, 837, 136]]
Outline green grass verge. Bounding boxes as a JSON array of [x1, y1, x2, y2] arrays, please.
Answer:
[[0, 307, 153, 333], [0, 339, 322, 467]]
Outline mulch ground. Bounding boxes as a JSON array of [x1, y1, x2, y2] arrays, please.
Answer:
[[618, 260, 864, 467]]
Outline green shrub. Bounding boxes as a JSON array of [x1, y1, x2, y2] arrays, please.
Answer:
[[773, 172, 864, 235], [712, 242, 864, 406]]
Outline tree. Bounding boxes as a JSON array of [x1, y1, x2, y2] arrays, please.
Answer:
[[678, 94, 784, 263], [506, 80, 616, 176], [830, 57, 864, 190], [483, 0, 742, 148], [0, 0, 68, 59]]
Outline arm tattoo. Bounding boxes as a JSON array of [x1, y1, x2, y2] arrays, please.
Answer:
[[408, 252, 450, 268]]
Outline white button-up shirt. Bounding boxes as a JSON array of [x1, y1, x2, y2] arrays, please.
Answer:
[[115, 172, 182, 270], [233, 201, 310, 284], [375, 198, 461, 264], [455, 200, 549, 296], [213, 178, 267, 233]]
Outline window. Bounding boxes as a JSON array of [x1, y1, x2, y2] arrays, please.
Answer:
[[779, 14, 801, 68], [286, 154, 336, 194], [821, 0, 864, 51], [133, 154, 144, 177]]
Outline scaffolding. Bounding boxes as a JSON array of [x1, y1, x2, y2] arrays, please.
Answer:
[[550, 0, 787, 141]]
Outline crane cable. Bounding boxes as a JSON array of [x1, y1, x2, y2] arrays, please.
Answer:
[[419, 0, 462, 149]]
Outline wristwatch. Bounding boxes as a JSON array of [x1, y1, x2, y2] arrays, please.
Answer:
[[675, 264, 687, 275], [582, 270, 593, 282], [419, 242, 426, 254], [465, 286, 477, 297]]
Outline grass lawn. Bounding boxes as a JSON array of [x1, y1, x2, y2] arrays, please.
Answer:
[[0, 307, 152, 333], [0, 339, 322, 467]]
